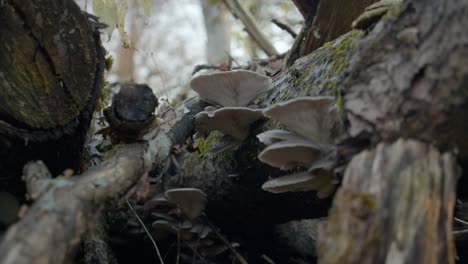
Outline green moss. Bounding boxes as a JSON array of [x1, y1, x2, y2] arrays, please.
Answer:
[[195, 132, 218, 157], [97, 88, 110, 112], [305, 84, 312, 93], [353, 192, 377, 209], [105, 55, 114, 72]]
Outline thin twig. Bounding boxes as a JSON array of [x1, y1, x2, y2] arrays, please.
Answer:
[[202, 216, 248, 264], [261, 254, 276, 264], [176, 228, 181, 264], [222, 0, 278, 56], [455, 217, 468, 225], [126, 200, 165, 264], [192, 64, 220, 75], [271, 19, 297, 38]]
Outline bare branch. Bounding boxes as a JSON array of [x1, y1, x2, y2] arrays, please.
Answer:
[[271, 18, 297, 38], [222, 0, 279, 56]]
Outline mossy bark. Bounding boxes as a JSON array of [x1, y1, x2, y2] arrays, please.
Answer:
[[0, 0, 105, 177]]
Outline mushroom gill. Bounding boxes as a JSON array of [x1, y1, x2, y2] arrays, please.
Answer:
[[257, 96, 342, 198]]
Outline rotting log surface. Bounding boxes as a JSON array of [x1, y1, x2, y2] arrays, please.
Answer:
[[319, 140, 458, 264], [0, 0, 105, 176]]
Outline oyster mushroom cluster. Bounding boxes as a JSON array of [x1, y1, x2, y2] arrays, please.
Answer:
[[190, 70, 272, 152], [257, 96, 342, 198], [142, 188, 230, 258]]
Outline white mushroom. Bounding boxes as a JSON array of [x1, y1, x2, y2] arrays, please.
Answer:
[[165, 188, 208, 220], [261, 170, 336, 198], [263, 96, 341, 145], [190, 70, 272, 107], [195, 107, 264, 141], [258, 140, 323, 170]]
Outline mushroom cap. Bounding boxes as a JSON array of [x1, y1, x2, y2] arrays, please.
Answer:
[[195, 107, 264, 140], [258, 140, 323, 170], [190, 70, 272, 107], [143, 195, 176, 211], [165, 188, 208, 220], [257, 129, 309, 146], [263, 96, 340, 145], [261, 170, 336, 198]]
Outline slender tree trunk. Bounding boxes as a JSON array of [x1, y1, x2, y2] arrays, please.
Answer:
[[200, 0, 231, 64]]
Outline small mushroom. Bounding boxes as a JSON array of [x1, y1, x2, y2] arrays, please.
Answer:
[[165, 188, 208, 220], [261, 171, 335, 198], [258, 140, 324, 170], [263, 96, 340, 145], [195, 107, 264, 141], [257, 129, 309, 146], [151, 220, 178, 241], [190, 70, 272, 107]]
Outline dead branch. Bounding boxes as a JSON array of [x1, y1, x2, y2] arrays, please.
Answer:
[[271, 19, 297, 38], [0, 98, 204, 264], [222, 0, 279, 56]]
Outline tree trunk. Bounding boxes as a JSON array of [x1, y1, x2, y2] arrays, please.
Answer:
[[287, 0, 377, 65], [0, 0, 105, 178]]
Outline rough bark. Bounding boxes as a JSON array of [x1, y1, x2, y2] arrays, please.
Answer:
[[318, 140, 458, 264], [319, 0, 468, 263], [0, 0, 105, 176], [344, 0, 468, 159]]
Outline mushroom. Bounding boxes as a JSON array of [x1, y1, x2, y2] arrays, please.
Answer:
[[195, 107, 264, 141], [261, 170, 336, 198], [263, 96, 340, 145], [143, 195, 176, 212], [165, 188, 208, 220], [257, 129, 310, 146], [258, 140, 324, 170], [190, 70, 272, 107]]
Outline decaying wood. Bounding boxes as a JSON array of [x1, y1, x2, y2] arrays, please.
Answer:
[[223, 0, 279, 56], [318, 139, 459, 264], [0, 0, 105, 176]]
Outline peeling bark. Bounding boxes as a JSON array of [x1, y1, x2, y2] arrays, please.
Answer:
[[318, 139, 458, 264]]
